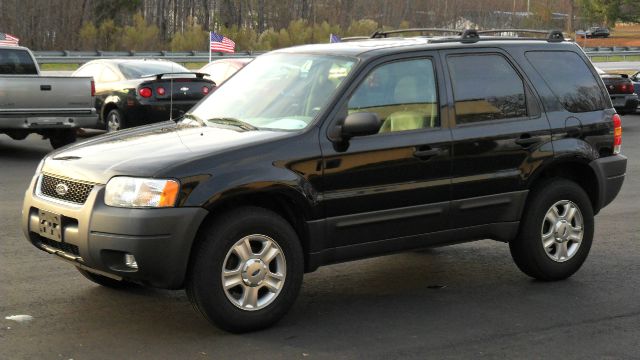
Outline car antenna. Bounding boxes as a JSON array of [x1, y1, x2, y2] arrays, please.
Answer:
[[169, 61, 174, 121]]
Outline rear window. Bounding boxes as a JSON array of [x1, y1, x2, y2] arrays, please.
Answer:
[[118, 62, 188, 79], [526, 51, 607, 113], [448, 54, 527, 124], [0, 49, 37, 74]]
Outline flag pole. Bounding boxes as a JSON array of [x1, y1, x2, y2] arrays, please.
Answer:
[[209, 31, 212, 63]]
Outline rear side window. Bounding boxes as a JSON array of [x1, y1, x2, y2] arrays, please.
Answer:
[[0, 49, 37, 74], [74, 64, 102, 79], [526, 51, 606, 113], [448, 54, 527, 124]]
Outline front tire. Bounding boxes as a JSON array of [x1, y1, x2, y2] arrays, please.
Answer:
[[509, 179, 594, 281], [186, 207, 304, 333]]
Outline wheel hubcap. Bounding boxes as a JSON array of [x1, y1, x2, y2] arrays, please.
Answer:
[[222, 234, 286, 311], [541, 200, 584, 262]]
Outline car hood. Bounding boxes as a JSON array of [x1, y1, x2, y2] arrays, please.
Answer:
[[42, 121, 292, 184]]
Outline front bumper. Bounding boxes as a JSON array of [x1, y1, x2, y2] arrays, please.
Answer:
[[589, 154, 627, 212], [22, 173, 208, 289]]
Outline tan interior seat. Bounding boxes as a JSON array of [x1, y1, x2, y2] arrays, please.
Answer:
[[379, 77, 427, 133]]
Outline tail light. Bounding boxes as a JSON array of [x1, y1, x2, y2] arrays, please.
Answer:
[[90, 80, 95, 97], [202, 86, 210, 95], [617, 82, 634, 94], [156, 87, 166, 96], [139, 87, 152, 98], [612, 113, 622, 154]]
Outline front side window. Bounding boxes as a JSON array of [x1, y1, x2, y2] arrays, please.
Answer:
[[348, 58, 439, 133], [526, 51, 606, 113], [190, 53, 356, 131], [448, 54, 527, 124]]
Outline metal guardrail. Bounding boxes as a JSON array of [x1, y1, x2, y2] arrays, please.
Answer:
[[31, 47, 640, 64], [584, 47, 640, 61], [32, 50, 262, 64]]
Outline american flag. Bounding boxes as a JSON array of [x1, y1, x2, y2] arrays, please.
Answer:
[[210, 32, 235, 53], [0, 32, 19, 46]]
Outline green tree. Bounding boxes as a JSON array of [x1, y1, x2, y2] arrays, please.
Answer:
[[97, 19, 121, 51], [79, 22, 98, 50], [578, 0, 640, 26], [345, 19, 379, 37], [170, 23, 208, 51], [121, 13, 161, 51]]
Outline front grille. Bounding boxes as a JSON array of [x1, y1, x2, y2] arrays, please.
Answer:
[[38, 237, 80, 256], [39, 174, 94, 204]]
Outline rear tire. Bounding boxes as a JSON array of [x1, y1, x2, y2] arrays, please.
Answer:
[[509, 179, 594, 281], [77, 268, 136, 289], [49, 129, 76, 149], [106, 109, 126, 132], [186, 207, 304, 333]]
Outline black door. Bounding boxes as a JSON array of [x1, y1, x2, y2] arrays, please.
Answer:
[[319, 54, 453, 249], [441, 50, 553, 228]]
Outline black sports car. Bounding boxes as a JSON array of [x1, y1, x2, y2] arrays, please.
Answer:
[[73, 59, 215, 132]]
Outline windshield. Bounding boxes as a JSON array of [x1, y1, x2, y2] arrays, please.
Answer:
[[118, 62, 188, 79], [189, 53, 356, 131]]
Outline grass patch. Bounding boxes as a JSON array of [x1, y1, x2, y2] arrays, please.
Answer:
[[39, 63, 80, 71], [178, 62, 208, 70], [590, 55, 640, 62]]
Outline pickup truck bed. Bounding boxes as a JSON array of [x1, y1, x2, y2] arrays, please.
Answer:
[[0, 45, 98, 148]]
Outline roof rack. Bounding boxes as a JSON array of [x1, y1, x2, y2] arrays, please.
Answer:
[[371, 28, 461, 38], [341, 36, 370, 42], [477, 29, 565, 42], [368, 28, 565, 43]]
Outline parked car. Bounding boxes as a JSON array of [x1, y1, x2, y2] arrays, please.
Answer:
[[23, 29, 626, 333], [199, 57, 253, 85], [630, 71, 640, 112], [595, 66, 639, 115], [0, 45, 98, 148], [72, 59, 215, 132], [585, 27, 610, 38]]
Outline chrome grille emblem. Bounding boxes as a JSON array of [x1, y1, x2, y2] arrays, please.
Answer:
[[55, 183, 69, 196]]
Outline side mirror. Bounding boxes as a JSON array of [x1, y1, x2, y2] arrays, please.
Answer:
[[340, 112, 381, 139]]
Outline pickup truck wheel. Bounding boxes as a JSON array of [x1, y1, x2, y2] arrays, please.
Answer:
[[49, 129, 76, 149], [186, 207, 303, 333], [509, 179, 594, 281], [76, 268, 136, 289], [106, 109, 126, 132]]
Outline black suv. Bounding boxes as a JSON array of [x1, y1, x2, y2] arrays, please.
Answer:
[[22, 29, 626, 333]]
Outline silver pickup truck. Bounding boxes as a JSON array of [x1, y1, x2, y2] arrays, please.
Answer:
[[0, 45, 98, 148]]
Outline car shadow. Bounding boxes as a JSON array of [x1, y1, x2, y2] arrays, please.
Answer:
[[63, 242, 599, 357]]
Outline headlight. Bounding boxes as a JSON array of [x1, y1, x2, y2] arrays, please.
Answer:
[[104, 177, 180, 208]]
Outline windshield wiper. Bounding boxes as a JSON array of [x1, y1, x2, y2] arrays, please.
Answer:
[[179, 113, 206, 127], [205, 117, 258, 131]]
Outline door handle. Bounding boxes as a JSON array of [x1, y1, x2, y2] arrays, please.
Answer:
[[414, 147, 444, 159], [40, 85, 52, 91], [514, 135, 541, 147]]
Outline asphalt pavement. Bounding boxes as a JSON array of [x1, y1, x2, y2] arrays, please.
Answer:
[[1, 116, 640, 359]]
